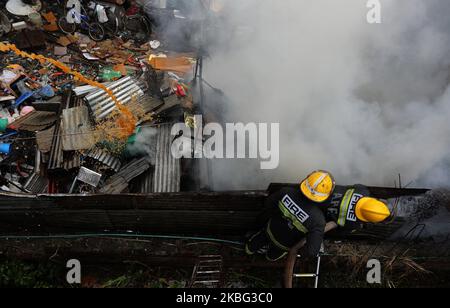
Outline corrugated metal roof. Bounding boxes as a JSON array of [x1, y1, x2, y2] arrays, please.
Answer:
[[99, 157, 152, 194], [48, 91, 71, 171], [48, 119, 63, 171], [154, 94, 182, 115], [84, 77, 145, 122], [119, 157, 152, 182], [8, 111, 58, 132], [36, 126, 55, 153], [61, 105, 95, 151], [84, 147, 122, 172], [130, 169, 154, 193], [127, 95, 164, 124], [23, 173, 48, 194], [153, 124, 180, 193], [63, 152, 81, 171]]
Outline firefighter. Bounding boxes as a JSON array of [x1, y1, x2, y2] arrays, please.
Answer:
[[246, 171, 335, 261], [323, 184, 391, 229]]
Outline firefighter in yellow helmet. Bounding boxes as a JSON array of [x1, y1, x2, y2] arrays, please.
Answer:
[[301, 170, 336, 203], [322, 184, 391, 229], [246, 171, 335, 261]]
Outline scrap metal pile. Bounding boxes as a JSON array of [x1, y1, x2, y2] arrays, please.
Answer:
[[0, 0, 209, 194]]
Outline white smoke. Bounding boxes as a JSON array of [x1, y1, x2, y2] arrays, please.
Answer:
[[389, 190, 450, 241], [127, 127, 158, 164], [200, 0, 450, 190]]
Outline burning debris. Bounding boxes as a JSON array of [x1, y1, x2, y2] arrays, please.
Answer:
[[0, 0, 214, 195]]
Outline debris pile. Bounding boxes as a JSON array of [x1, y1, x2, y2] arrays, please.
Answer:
[[0, 0, 210, 194]]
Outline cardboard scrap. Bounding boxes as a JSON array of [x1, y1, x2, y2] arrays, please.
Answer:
[[54, 46, 68, 56], [57, 36, 72, 47], [57, 35, 78, 47], [43, 23, 59, 32], [148, 56, 194, 74], [59, 55, 72, 63]]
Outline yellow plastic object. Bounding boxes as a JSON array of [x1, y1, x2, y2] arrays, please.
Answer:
[[6, 64, 24, 71], [300, 170, 335, 203], [0, 42, 136, 139], [355, 197, 391, 223]]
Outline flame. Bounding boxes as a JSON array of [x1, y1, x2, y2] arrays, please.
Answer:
[[0, 42, 137, 138]]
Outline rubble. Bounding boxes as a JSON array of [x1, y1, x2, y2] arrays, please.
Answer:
[[0, 0, 205, 195]]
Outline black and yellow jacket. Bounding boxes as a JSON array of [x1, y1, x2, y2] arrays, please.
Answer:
[[263, 187, 326, 257], [322, 184, 371, 229]]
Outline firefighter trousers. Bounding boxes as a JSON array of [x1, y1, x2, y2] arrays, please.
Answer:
[[246, 216, 305, 261]]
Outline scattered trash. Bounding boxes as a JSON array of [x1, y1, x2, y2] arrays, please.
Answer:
[[28, 12, 43, 27], [0, 10, 12, 35], [101, 67, 122, 80], [82, 52, 100, 61], [42, 11, 58, 32], [149, 54, 195, 74], [54, 46, 67, 56], [0, 0, 203, 195], [6, 0, 42, 17], [150, 40, 161, 49], [12, 21, 27, 31], [69, 166, 102, 193], [0, 143, 11, 154]]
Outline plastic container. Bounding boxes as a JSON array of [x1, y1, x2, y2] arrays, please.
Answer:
[[28, 12, 43, 27], [14, 91, 34, 108], [0, 118, 8, 132], [127, 127, 142, 145], [0, 143, 11, 155], [20, 106, 35, 116], [102, 68, 122, 81]]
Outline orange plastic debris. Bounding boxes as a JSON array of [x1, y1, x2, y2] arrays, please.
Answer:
[[43, 23, 59, 32], [42, 12, 57, 23], [42, 12, 58, 32], [113, 64, 128, 76], [0, 42, 137, 139]]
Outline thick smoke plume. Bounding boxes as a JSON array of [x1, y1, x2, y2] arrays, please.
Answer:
[[199, 0, 450, 190], [127, 127, 158, 164]]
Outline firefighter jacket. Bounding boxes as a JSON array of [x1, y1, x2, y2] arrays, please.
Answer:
[[264, 187, 326, 257], [323, 184, 371, 228]]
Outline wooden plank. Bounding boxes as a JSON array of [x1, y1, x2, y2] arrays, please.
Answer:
[[0, 209, 257, 235], [0, 191, 267, 211], [0, 185, 431, 238]]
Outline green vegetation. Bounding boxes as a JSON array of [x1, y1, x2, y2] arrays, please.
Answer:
[[0, 259, 64, 288], [0, 257, 447, 288]]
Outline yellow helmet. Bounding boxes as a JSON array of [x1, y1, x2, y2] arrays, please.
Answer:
[[355, 197, 391, 223], [300, 170, 335, 203]]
